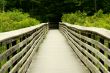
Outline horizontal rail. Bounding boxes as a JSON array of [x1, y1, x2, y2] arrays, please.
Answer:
[[0, 23, 46, 42], [0, 23, 49, 73], [59, 22, 110, 73], [61, 22, 110, 40]]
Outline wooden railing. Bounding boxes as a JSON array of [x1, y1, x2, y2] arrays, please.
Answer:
[[59, 22, 110, 73], [0, 23, 48, 73]]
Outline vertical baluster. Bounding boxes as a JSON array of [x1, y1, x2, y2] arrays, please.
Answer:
[[87, 32, 94, 62], [47, 24, 49, 33], [23, 35, 27, 56], [44, 26, 46, 39], [103, 39, 109, 71], [64, 26, 69, 40], [80, 31, 87, 52], [78, 30, 81, 43], [0, 42, 2, 68], [99, 37, 104, 73], [20, 36, 23, 51], [12, 40, 17, 71], [0, 43, 2, 54], [95, 35, 100, 56], [63, 25, 66, 37], [84, 31, 88, 53], [91, 33, 95, 57], [81, 31, 87, 57], [20, 35, 26, 51], [7, 41, 12, 72], [0, 42, 7, 69], [99, 37, 104, 63], [108, 42, 110, 72], [80, 32, 84, 42], [94, 34, 100, 69], [17, 38, 21, 52], [14, 38, 21, 73], [87, 32, 92, 56]]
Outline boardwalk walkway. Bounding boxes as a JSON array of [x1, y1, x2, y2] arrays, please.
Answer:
[[27, 30, 90, 73]]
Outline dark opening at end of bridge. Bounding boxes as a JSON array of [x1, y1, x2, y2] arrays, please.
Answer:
[[48, 22, 59, 29], [48, 14, 62, 29]]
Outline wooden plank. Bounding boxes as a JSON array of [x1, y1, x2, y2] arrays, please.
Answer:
[[0, 23, 47, 42], [0, 31, 44, 73], [66, 27, 110, 56], [67, 31, 110, 67], [18, 31, 45, 73], [0, 29, 44, 61], [61, 29, 100, 73], [67, 33, 108, 73], [9, 31, 45, 73], [68, 40, 101, 73], [61, 22, 110, 40], [60, 24, 110, 73]]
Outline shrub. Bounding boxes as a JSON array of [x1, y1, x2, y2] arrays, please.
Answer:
[[62, 10, 110, 30], [0, 10, 40, 32], [62, 11, 87, 25]]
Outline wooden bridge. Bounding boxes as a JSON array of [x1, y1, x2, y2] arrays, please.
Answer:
[[0, 22, 110, 73]]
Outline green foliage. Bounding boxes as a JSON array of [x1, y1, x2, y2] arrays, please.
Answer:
[[62, 11, 86, 25], [62, 10, 110, 30], [4, 0, 110, 22], [0, 10, 40, 32]]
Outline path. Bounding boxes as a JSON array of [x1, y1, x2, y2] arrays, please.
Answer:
[[26, 30, 90, 73]]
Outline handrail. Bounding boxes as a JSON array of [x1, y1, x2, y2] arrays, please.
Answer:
[[0, 23, 49, 73], [61, 22, 110, 40], [59, 22, 110, 73], [0, 23, 46, 42]]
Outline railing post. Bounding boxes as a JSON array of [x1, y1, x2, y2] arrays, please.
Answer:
[[0, 43, 6, 67], [99, 37, 104, 72], [108, 42, 110, 71], [0, 43, 2, 68], [20, 35, 27, 51], [93, 34, 100, 69], [87, 32, 92, 58], [65, 26, 70, 41], [104, 39, 110, 72], [91, 33, 96, 57], [12, 40, 17, 70], [7, 42, 12, 72]]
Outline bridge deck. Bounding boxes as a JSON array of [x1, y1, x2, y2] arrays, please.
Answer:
[[27, 30, 90, 73]]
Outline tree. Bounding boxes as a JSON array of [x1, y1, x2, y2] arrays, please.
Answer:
[[0, 0, 7, 12], [4, 0, 110, 22]]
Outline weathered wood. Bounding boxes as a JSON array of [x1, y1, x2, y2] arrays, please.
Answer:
[[9, 31, 45, 73], [0, 23, 48, 73], [0, 23, 46, 42], [67, 33, 108, 73], [66, 27, 110, 56], [67, 28, 110, 67], [0, 32, 43, 73], [18, 32, 45, 73], [61, 22, 110, 40], [0, 28, 43, 61], [60, 22, 110, 73], [64, 26, 110, 66], [61, 29, 100, 73]]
